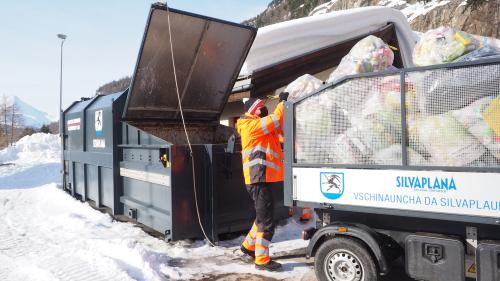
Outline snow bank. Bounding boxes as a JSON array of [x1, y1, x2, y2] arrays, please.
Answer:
[[0, 133, 61, 189], [312, 0, 455, 23], [0, 133, 60, 164]]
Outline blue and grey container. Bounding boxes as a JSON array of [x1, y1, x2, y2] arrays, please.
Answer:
[[62, 91, 127, 215]]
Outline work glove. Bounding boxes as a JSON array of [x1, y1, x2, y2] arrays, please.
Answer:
[[279, 92, 289, 102], [259, 106, 268, 117]]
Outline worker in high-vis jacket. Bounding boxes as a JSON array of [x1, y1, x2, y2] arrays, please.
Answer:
[[237, 92, 288, 272]]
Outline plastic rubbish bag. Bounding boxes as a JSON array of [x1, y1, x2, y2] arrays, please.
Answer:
[[417, 113, 487, 166], [413, 27, 480, 66], [332, 113, 402, 165], [327, 35, 394, 83], [294, 86, 353, 164], [322, 76, 404, 163], [473, 34, 500, 49], [332, 129, 373, 164], [354, 77, 410, 154], [453, 45, 500, 62], [372, 144, 427, 166], [411, 28, 500, 114], [355, 111, 401, 150], [410, 63, 500, 114], [452, 96, 500, 160], [376, 76, 418, 115], [294, 95, 337, 163], [285, 74, 323, 102], [483, 95, 500, 137]]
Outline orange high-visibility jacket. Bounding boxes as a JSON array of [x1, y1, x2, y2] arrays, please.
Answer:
[[237, 102, 285, 184]]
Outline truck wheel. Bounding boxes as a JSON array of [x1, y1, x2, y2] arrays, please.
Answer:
[[314, 237, 379, 281]]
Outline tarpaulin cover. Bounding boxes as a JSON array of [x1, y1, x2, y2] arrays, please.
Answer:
[[240, 6, 416, 76]]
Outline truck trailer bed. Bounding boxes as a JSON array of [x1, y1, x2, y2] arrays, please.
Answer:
[[284, 58, 500, 227]]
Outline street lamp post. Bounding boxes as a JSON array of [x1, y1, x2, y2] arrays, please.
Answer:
[[57, 33, 67, 190], [57, 33, 67, 132]]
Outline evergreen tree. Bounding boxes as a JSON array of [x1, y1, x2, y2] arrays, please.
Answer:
[[40, 124, 50, 133]]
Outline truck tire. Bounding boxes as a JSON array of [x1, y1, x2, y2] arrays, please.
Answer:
[[314, 237, 379, 281]]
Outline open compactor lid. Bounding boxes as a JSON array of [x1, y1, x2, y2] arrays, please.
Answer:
[[124, 5, 256, 123]]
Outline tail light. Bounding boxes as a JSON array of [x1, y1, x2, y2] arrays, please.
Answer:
[[302, 227, 316, 240]]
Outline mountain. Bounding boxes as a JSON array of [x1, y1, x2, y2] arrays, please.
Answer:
[[3, 96, 56, 128], [243, 0, 499, 39], [243, 0, 329, 27], [96, 76, 131, 96]]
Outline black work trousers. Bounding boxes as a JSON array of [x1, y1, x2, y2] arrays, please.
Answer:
[[246, 182, 275, 241]]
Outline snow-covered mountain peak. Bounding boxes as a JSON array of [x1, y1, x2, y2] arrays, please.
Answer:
[[2, 95, 56, 128]]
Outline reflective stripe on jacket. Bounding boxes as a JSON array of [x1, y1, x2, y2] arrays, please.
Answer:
[[237, 102, 284, 184]]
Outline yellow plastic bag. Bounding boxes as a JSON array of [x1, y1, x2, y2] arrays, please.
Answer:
[[483, 96, 500, 136]]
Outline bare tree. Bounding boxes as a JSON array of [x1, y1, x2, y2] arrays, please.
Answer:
[[9, 102, 23, 145], [0, 95, 11, 147]]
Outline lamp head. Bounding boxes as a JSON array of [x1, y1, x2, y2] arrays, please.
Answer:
[[57, 34, 67, 40]]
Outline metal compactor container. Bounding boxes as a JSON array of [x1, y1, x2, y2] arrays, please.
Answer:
[[118, 5, 288, 241], [62, 5, 288, 242]]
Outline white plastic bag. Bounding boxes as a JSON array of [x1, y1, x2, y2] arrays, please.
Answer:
[[332, 129, 372, 164], [413, 27, 480, 66], [417, 113, 486, 166], [372, 144, 427, 165], [327, 35, 394, 83], [452, 96, 500, 160], [285, 74, 323, 102]]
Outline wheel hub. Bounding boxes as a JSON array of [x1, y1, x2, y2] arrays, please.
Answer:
[[325, 250, 363, 281]]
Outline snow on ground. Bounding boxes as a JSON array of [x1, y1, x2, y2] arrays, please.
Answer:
[[401, 0, 451, 22], [0, 134, 314, 281], [378, 0, 452, 22], [312, 0, 455, 23]]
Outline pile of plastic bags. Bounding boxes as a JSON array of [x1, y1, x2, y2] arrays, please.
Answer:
[[414, 27, 500, 66], [293, 30, 500, 167]]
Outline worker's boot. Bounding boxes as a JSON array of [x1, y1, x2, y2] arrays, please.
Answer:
[[255, 260, 282, 272], [240, 246, 255, 263]]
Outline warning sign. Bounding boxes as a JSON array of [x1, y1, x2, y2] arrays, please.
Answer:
[[67, 118, 81, 131], [95, 110, 103, 136], [468, 263, 476, 274]]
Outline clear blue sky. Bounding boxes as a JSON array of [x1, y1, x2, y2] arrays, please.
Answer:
[[0, 0, 269, 118]]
